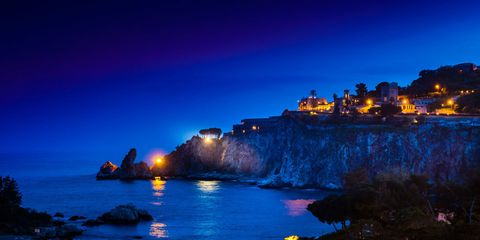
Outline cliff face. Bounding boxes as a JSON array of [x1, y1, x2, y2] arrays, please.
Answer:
[[162, 116, 480, 188]]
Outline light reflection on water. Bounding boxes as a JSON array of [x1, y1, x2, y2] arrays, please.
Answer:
[[152, 178, 166, 196], [283, 199, 315, 217], [150, 179, 168, 238], [196, 180, 220, 193], [149, 222, 168, 238], [195, 180, 221, 237]]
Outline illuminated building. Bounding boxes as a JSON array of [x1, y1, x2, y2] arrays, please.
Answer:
[[297, 90, 333, 112]]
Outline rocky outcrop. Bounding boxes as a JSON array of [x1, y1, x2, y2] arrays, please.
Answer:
[[96, 161, 118, 179], [160, 115, 480, 189], [134, 161, 153, 179], [96, 148, 153, 180], [98, 204, 153, 224], [116, 148, 138, 179]]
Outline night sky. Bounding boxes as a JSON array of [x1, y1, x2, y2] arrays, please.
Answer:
[[1, 0, 480, 158]]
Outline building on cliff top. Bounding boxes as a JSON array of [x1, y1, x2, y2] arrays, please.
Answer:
[[298, 90, 333, 112], [232, 116, 282, 135]]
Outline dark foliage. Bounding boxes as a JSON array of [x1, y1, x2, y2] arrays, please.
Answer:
[[379, 104, 401, 117], [407, 63, 480, 96], [0, 176, 52, 235], [308, 170, 480, 240], [355, 83, 368, 101], [0, 176, 22, 209], [199, 128, 222, 138], [368, 104, 401, 116], [456, 92, 480, 113]]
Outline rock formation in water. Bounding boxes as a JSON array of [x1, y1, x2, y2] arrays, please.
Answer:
[[134, 161, 153, 179], [96, 161, 118, 179], [156, 114, 480, 189], [116, 148, 138, 179], [95, 204, 153, 225], [96, 148, 153, 180]]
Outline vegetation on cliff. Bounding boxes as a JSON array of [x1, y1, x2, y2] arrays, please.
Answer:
[[306, 169, 480, 240], [406, 63, 480, 96]]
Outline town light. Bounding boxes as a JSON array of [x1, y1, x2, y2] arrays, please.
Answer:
[[435, 84, 440, 90], [447, 99, 454, 105], [366, 99, 373, 105], [156, 157, 163, 164], [402, 99, 408, 104]]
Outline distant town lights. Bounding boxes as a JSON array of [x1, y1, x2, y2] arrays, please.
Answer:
[[447, 99, 454, 105], [366, 99, 373, 105], [435, 84, 441, 90]]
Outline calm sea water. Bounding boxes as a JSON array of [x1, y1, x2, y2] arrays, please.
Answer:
[[0, 153, 333, 239]]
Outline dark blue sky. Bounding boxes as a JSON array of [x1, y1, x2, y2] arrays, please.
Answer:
[[1, 0, 480, 159]]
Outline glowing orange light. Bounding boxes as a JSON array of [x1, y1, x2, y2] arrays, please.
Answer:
[[402, 99, 408, 104], [366, 99, 373, 105], [204, 137, 213, 144], [285, 236, 300, 240], [435, 84, 440, 90], [156, 158, 163, 164], [447, 99, 454, 105]]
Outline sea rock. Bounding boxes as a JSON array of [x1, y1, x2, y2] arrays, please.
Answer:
[[98, 204, 153, 224], [82, 219, 104, 227], [134, 161, 153, 179], [37, 227, 57, 238], [68, 215, 86, 221], [56, 224, 84, 238], [116, 148, 138, 179], [53, 212, 64, 218], [96, 161, 119, 179]]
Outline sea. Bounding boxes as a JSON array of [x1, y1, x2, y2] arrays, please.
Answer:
[[0, 152, 333, 239]]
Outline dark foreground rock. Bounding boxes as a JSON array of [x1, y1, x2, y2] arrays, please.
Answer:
[[96, 148, 154, 180], [84, 204, 153, 226], [99, 204, 153, 224]]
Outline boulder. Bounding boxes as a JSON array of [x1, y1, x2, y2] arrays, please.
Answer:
[[37, 227, 57, 238], [96, 161, 119, 179], [134, 161, 153, 179], [98, 203, 152, 224], [116, 148, 137, 179], [68, 215, 86, 221], [53, 212, 64, 218], [82, 219, 104, 227], [56, 224, 84, 238]]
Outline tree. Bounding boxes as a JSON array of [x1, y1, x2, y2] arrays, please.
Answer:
[[456, 92, 480, 113], [355, 83, 368, 100], [199, 128, 222, 138], [307, 194, 351, 231], [379, 103, 401, 117], [0, 176, 21, 210]]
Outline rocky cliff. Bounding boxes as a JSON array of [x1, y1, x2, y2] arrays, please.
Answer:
[[158, 115, 480, 188]]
